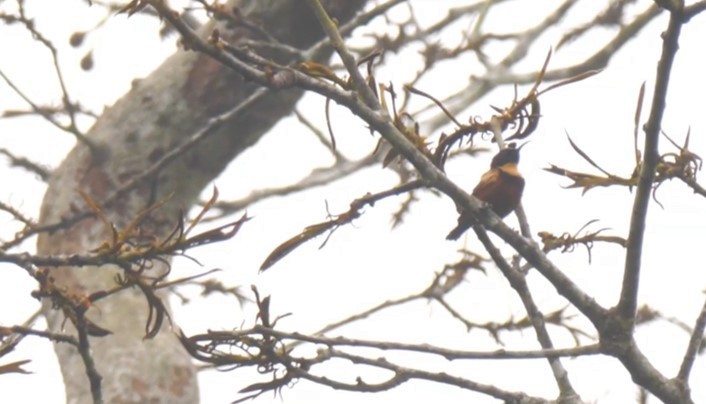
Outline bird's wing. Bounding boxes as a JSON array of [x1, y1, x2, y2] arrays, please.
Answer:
[[472, 169, 500, 201]]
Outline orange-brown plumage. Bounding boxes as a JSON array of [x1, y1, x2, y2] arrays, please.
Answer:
[[446, 146, 525, 240]]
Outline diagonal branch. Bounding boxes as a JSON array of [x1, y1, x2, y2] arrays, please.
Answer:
[[304, 0, 381, 109], [474, 226, 579, 401], [676, 294, 706, 383]]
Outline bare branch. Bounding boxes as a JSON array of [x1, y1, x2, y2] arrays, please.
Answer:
[[677, 294, 706, 382], [618, 3, 685, 329], [474, 226, 578, 401]]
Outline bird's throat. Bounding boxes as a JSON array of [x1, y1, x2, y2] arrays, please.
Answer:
[[499, 163, 521, 178]]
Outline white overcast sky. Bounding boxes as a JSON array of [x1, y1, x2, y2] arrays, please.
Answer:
[[1, 1, 706, 403]]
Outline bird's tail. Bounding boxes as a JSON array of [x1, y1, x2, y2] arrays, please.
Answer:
[[446, 215, 474, 240]]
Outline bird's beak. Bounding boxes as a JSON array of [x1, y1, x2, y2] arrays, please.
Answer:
[[516, 141, 530, 152]]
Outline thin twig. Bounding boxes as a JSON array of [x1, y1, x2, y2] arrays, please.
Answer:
[[304, 0, 380, 110], [677, 294, 706, 382], [74, 314, 103, 404]]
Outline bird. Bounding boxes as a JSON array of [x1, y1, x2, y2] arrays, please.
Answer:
[[446, 143, 525, 240]]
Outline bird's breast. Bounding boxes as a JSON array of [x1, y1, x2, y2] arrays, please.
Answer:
[[472, 167, 525, 218]]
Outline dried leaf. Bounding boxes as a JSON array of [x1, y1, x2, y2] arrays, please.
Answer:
[[544, 164, 635, 194], [634, 82, 646, 165], [260, 221, 338, 271], [566, 134, 612, 177], [0, 359, 32, 375], [539, 69, 601, 96], [185, 186, 219, 236]]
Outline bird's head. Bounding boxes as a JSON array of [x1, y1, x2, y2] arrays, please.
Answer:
[[490, 142, 526, 169]]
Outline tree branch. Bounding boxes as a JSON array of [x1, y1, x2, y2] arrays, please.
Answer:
[[618, 2, 684, 328], [677, 294, 706, 383], [475, 227, 579, 402]]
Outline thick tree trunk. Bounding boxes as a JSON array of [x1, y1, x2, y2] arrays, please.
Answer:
[[36, 1, 366, 402]]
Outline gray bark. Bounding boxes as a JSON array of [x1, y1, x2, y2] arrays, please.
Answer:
[[36, 1, 366, 402]]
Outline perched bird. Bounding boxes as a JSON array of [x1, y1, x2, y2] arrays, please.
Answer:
[[446, 144, 525, 240]]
